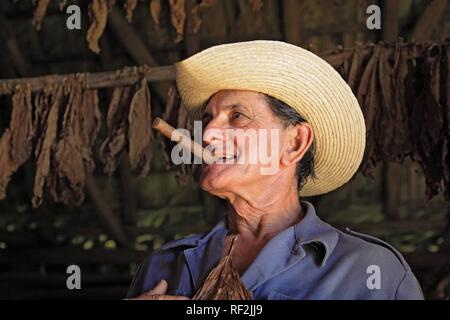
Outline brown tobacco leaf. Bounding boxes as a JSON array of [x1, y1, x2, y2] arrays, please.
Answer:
[[188, 0, 215, 33], [0, 131, 14, 200], [150, 0, 162, 26], [356, 46, 381, 176], [410, 45, 445, 201], [87, 0, 108, 54], [249, 0, 263, 11], [100, 86, 133, 175], [10, 85, 35, 165], [79, 89, 101, 173], [200, 0, 216, 6], [51, 81, 86, 205], [390, 42, 413, 160], [32, 85, 64, 208], [32, 0, 51, 30], [169, 0, 186, 43], [125, 0, 138, 22], [377, 46, 396, 160], [128, 79, 153, 176], [0, 85, 34, 200], [59, 0, 68, 11], [193, 236, 252, 300]]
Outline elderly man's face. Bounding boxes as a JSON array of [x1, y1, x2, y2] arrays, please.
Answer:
[[199, 90, 295, 198]]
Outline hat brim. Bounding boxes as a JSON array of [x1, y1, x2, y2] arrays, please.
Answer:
[[175, 40, 366, 197]]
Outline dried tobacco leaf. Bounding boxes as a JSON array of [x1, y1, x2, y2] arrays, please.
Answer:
[[200, 0, 215, 6], [188, 0, 215, 33], [87, 0, 108, 54], [0, 85, 34, 200], [150, 0, 162, 26], [249, 0, 263, 11], [100, 86, 132, 175], [10, 85, 34, 165], [410, 45, 445, 201], [128, 79, 153, 176], [390, 42, 413, 160], [51, 81, 86, 205], [59, 0, 68, 11], [193, 236, 252, 300], [169, 0, 186, 43], [32, 0, 51, 30], [32, 85, 64, 207], [79, 89, 101, 173], [356, 46, 380, 176], [377, 46, 396, 160], [125, 0, 138, 22], [0, 131, 14, 200]]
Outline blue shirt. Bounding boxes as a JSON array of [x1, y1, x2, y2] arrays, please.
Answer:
[[127, 201, 424, 300]]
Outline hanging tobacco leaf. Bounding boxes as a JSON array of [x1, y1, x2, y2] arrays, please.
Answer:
[[79, 89, 101, 173], [32, 84, 65, 208], [32, 0, 51, 30], [100, 86, 133, 175], [356, 46, 380, 177], [0, 85, 34, 200], [377, 45, 396, 160], [59, 0, 68, 11], [390, 42, 413, 160], [150, 0, 162, 26], [249, 0, 263, 11], [128, 79, 153, 176], [125, 0, 138, 22], [51, 80, 86, 205], [87, 0, 108, 54], [169, 0, 186, 43], [410, 45, 445, 201]]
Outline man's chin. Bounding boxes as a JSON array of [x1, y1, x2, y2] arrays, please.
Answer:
[[199, 175, 228, 195]]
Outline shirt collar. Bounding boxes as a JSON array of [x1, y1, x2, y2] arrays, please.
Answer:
[[293, 201, 339, 266], [162, 200, 339, 266]]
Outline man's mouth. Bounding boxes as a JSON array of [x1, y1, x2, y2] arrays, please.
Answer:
[[217, 154, 236, 161]]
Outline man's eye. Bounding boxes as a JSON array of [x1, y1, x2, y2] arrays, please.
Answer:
[[231, 112, 244, 120]]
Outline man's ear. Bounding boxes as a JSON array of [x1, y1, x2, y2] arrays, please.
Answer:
[[280, 123, 313, 167]]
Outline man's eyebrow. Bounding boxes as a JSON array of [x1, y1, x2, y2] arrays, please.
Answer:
[[224, 103, 243, 110], [204, 103, 245, 115]]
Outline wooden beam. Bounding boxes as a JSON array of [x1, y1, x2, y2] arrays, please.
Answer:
[[411, 0, 448, 41], [0, 65, 175, 94]]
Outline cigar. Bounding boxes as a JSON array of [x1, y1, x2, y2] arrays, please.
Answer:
[[152, 117, 215, 164]]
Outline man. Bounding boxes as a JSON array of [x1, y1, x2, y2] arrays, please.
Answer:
[[126, 41, 424, 300]]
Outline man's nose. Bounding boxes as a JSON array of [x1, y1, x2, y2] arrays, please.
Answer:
[[202, 125, 226, 146]]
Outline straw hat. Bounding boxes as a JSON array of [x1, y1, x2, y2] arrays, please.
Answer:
[[175, 40, 365, 197]]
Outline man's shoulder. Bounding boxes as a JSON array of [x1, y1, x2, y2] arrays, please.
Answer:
[[333, 226, 411, 275]]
